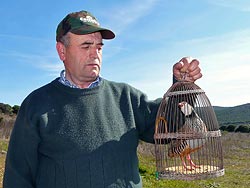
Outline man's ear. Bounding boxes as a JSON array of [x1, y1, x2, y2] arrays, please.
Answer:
[[56, 42, 66, 61]]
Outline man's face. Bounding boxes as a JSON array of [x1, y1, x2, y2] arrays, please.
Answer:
[[58, 32, 103, 87]]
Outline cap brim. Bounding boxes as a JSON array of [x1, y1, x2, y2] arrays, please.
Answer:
[[71, 26, 115, 40]]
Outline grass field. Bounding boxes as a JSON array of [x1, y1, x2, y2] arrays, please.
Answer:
[[0, 132, 249, 187], [138, 132, 250, 188]]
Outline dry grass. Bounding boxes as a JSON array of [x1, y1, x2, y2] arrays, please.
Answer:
[[0, 155, 5, 186], [138, 132, 250, 188], [0, 133, 249, 187]]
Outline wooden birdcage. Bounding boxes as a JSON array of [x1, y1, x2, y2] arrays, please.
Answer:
[[154, 81, 224, 180]]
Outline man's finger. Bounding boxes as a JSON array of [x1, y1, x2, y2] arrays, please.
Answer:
[[188, 59, 200, 72]]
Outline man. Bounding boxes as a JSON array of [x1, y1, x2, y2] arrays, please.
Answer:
[[3, 10, 202, 188]]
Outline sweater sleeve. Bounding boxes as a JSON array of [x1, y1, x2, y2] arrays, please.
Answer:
[[3, 101, 41, 188], [133, 76, 179, 143], [140, 97, 162, 143], [130, 87, 162, 144]]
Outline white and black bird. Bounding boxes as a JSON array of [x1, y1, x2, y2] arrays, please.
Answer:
[[168, 101, 207, 170]]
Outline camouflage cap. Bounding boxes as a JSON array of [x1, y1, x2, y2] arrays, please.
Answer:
[[56, 10, 115, 42]]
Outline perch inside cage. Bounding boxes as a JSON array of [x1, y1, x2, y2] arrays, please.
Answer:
[[154, 81, 224, 180]]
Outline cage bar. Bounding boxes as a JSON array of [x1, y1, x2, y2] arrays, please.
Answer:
[[154, 81, 224, 180]]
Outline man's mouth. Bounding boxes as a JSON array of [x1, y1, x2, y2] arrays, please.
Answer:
[[87, 63, 99, 68]]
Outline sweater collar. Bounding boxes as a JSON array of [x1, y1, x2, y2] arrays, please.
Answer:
[[58, 70, 102, 89]]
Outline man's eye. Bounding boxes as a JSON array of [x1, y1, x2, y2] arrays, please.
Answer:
[[81, 45, 90, 49]]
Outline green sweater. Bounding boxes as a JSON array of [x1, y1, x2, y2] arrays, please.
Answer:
[[4, 78, 161, 188]]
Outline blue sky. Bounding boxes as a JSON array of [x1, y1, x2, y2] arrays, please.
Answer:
[[0, 0, 250, 107]]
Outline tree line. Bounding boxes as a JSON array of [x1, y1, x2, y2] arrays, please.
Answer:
[[0, 102, 249, 141], [0, 103, 19, 115], [220, 123, 250, 133], [0, 103, 19, 139]]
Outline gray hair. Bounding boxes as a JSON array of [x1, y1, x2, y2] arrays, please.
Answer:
[[60, 33, 71, 47]]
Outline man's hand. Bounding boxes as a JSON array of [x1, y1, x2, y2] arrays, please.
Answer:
[[173, 57, 202, 82]]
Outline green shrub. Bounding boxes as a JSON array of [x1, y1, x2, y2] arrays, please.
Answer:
[[226, 124, 236, 132], [12, 105, 20, 114], [0, 103, 12, 115], [220, 125, 227, 131], [235, 125, 249, 133]]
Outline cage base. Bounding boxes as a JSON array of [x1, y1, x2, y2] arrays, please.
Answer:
[[157, 166, 224, 180]]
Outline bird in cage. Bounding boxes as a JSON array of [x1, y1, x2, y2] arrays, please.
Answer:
[[168, 101, 208, 170]]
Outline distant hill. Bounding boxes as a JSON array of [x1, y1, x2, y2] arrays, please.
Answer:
[[213, 103, 250, 125]]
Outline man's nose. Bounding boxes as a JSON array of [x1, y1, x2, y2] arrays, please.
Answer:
[[89, 46, 99, 58]]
